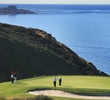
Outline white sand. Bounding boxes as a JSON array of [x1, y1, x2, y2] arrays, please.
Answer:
[[29, 90, 110, 100]]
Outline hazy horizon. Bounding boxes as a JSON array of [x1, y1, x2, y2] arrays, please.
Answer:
[[0, 0, 110, 4]]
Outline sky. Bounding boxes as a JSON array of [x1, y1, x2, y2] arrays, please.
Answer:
[[0, 0, 110, 4]]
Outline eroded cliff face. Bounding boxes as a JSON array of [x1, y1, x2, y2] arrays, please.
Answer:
[[0, 23, 108, 82], [31, 27, 107, 76]]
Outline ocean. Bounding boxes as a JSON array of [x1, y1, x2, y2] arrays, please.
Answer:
[[0, 4, 110, 75]]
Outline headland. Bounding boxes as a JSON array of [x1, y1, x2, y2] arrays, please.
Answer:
[[0, 5, 37, 14]]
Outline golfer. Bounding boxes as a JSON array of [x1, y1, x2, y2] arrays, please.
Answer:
[[53, 77, 57, 87], [59, 77, 62, 86]]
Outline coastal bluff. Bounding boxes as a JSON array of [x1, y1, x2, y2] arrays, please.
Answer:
[[0, 23, 108, 82], [0, 5, 37, 14]]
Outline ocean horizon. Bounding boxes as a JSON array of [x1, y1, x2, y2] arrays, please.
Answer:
[[0, 4, 110, 75]]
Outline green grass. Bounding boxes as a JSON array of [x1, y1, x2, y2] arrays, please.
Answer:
[[0, 75, 110, 100]]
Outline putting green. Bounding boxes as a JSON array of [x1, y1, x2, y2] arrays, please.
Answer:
[[23, 75, 110, 89]]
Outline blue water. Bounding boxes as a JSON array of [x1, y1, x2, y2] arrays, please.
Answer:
[[0, 4, 110, 75]]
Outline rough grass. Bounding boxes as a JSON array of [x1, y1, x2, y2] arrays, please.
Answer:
[[0, 75, 110, 100], [53, 97, 95, 100]]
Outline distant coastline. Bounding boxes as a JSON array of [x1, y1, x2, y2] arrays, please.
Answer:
[[0, 5, 37, 15]]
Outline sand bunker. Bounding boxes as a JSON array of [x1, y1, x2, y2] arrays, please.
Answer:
[[29, 90, 110, 100]]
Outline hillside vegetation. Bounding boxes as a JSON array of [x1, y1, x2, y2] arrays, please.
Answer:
[[0, 23, 108, 82]]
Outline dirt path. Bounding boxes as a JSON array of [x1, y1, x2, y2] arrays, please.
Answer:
[[29, 90, 110, 100]]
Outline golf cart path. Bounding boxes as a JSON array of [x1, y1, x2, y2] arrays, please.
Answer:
[[29, 90, 110, 100]]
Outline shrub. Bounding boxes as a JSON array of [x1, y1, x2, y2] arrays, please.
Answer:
[[27, 95, 53, 100], [0, 98, 6, 100]]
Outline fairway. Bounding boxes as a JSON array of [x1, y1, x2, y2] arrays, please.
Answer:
[[0, 75, 110, 100]]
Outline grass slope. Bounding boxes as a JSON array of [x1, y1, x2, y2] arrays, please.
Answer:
[[0, 75, 110, 100]]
